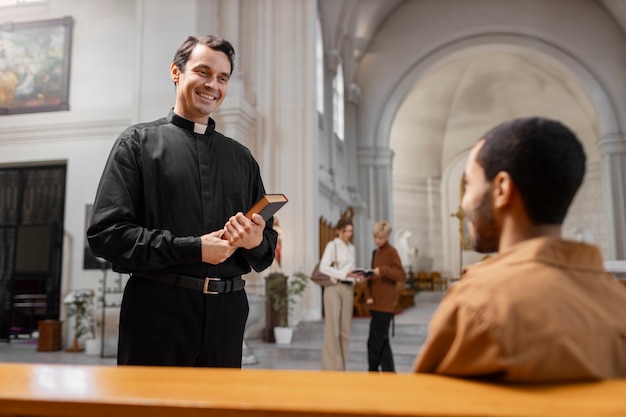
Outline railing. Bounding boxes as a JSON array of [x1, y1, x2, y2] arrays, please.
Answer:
[[0, 363, 625, 417]]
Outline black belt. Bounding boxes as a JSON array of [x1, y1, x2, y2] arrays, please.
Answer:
[[133, 272, 245, 295], [338, 280, 353, 286]]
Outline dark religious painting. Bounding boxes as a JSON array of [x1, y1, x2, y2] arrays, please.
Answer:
[[0, 16, 73, 115]]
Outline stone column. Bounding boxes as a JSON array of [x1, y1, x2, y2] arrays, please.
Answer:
[[246, 0, 318, 319], [357, 147, 394, 220], [215, 96, 256, 148], [356, 146, 395, 262], [219, 0, 240, 53], [344, 82, 368, 264], [217, 0, 245, 99], [210, 0, 256, 147], [345, 82, 363, 197], [599, 132, 626, 259]]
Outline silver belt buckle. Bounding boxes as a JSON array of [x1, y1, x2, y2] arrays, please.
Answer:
[[203, 277, 221, 294]]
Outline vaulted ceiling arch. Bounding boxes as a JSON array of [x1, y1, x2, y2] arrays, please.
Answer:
[[384, 37, 610, 181]]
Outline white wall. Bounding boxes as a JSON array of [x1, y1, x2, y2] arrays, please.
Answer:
[[1, 0, 321, 341], [0, 0, 169, 346]]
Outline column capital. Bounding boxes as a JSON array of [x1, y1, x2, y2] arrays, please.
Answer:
[[357, 146, 394, 166], [599, 132, 626, 154], [213, 94, 256, 147]]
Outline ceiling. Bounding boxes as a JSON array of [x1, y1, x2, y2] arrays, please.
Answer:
[[320, 0, 626, 67], [389, 48, 600, 179], [318, 0, 625, 179]]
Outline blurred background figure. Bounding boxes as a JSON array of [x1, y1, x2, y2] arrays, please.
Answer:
[[319, 218, 362, 370], [364, 221, 406, 372]]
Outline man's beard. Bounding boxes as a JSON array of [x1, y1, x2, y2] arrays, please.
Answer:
[[467, 191, 499, 253]]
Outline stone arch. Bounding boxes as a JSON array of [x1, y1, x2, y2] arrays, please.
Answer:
[[376, 31, 621, 152], [376, 31, 622, 273]]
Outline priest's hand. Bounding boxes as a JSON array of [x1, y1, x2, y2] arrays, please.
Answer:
[[223, 212, 265, 250], [201, 230, 237, 264]]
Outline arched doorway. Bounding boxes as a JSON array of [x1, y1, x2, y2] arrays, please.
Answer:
[[389, 44, 607, 279]]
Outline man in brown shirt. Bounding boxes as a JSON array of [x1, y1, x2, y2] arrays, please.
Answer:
[[413, 117, 626, 382]]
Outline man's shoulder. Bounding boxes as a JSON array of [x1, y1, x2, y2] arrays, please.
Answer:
[[118, 117, 169, 139], [213, 130, 252, 154], [453, 246, 598, 313], [461, 255, 554, 291], [450, 258, 533, 305]]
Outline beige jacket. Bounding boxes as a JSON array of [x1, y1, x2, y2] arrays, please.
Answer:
[[413, 237, 626, 382]]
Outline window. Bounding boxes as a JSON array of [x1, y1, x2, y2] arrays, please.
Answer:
[[333, 62, 344, 141]]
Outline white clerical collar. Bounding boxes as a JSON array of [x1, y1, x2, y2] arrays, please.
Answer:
[[168, 111, 214, 135], [193, 122, 208, 134]]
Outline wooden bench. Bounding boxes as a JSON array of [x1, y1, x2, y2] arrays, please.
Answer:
[[0, 363, 624, 417]]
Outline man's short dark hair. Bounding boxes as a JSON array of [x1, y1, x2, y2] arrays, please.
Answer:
[[172, 35, 235, 76], [477, 117, 586, 225]]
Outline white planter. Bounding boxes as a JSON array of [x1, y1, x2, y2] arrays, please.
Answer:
[[273, 326, 293, 345], [84, 338, 101, 356]]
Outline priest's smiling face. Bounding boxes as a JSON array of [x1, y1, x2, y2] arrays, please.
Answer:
[[171, 43, 230, 124]]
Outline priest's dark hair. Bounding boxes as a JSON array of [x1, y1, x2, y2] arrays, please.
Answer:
[[172, 35, 235, 76]]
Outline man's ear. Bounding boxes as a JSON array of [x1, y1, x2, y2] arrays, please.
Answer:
[[493, 171, 514, 209], [170, 63, 180, 83]]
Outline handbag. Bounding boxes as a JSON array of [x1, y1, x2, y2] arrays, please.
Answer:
[[311, 263, 334, 287], [311, 242, 337, 287]]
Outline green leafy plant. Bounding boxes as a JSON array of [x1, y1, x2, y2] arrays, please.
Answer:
[[266, 271, 308, 328], [65, 289, 96, 339]]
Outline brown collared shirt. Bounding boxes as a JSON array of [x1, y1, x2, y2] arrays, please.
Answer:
[[413, 237, 626, 382]]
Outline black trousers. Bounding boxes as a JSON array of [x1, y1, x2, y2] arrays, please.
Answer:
[[117, 276, 249, 367], [367, 310, 395, 372]]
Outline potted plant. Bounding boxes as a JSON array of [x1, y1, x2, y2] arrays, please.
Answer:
[[83, 295, 101, 356], [266, 271, 308, 344], [63, 289, 96, 353]]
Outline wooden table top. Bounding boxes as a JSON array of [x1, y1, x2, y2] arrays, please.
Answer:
[[0, 363, 625, 417]]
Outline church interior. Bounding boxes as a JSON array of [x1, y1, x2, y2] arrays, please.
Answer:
[[1, 2, 626, 409]]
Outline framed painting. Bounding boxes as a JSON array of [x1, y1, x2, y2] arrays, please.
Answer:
[[0, 16, 73, 115]]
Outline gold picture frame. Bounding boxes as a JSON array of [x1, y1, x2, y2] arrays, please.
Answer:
[[0, 16, 74, 115]]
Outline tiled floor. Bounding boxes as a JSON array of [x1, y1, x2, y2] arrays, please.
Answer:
[[0, 292, 443, 373]]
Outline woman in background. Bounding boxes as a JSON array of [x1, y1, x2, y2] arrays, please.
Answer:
[[364, 221, 406, 372], [319, 218, 362, 370]]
